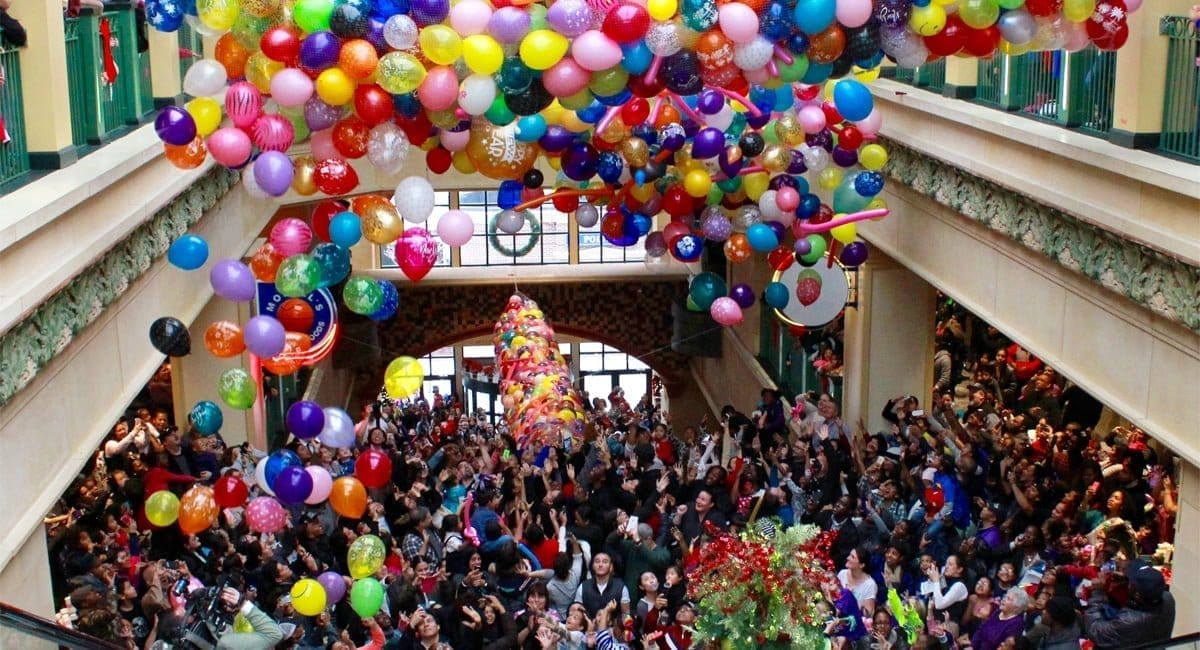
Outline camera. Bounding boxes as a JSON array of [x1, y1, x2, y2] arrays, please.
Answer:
[[156, 580, 242, 650]]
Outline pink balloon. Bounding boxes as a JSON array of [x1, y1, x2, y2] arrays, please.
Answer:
[[396, 227, 439, 282], [710, 297, 744, 326], [225, 81, 263, 129], [743, 66, 769, 85], [417, 66, 460, 111], [245, 496, 288, 533], [571, 31, 623, 71], [251, 113, 295, 152], [835, 0, 873, 29], [543, 58, 591, 98], [436, 209, 474, 246], [798, 105, 827, 134], [440, 128, 470, 152], [305, 466, 333, 505], [310, 128, 344, 162], [270, 68, 315, 108], [855, 108, 883, 136], [207, 127, 253, 167], [449, 0, 493, 35], [1063, 20, 1090, 52], [270, 218, 314, 257], [718, 3, 759, 44], [1123, 0, 1142, 11], [776, 186, 800, 212]]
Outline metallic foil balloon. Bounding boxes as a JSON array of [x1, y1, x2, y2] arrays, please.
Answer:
[[291, 155, 318, 195], [465, 120, 539, 180], [357, 195, 405, 244]]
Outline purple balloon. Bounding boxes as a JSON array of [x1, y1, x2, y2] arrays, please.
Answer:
[[701, 210, 732, 241], [561, 142, 598, 181], [729, 283, 756, 309], [793, 238, 812, 255], [787, 150, 808, 174], [365, 17, 388, 54], [545, 0, 592, 37], [253, 151, 295, 197], [304, 96, 344, 131], [644, 231, 668, 257], [155, 106, 197, 146], [300, 31, 342, 70], [832, 146, 859, 168], [489, 6, 532, 43], [243, 315, 287, 357], [287, 400, 326, 439], [691, 127, 724, 159], [410, 0, 449, 26], [696, 89, 723, 115], [210, 259, 256, 302], [318, 571, 347, 603], [765, 221, 787, 242], [272, 465, 314, 505], [840, 241, 869, 267], [538, 125, 576, 152]]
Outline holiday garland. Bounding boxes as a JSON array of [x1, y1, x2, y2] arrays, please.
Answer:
[[487, 210, 541, 258]]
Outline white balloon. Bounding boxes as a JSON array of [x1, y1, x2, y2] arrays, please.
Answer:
[[383, 15, 419, 50], [254, 457, 276, 495], [496, 209, 525, 234], [393, 177, 436, 224], [242, 166, 270, 200], [575, 203, 599, 227], [459, 74, 497, 116], [183, 59, 228, 97], [367, 123, 411, 176]]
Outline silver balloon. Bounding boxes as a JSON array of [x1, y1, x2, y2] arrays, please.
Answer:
[[575, 203, 600, 228], [383, 15, 419, 50], [732, 205, 761, 232], [802, 146, 831, 174], [366, 123, 410, 176], [998, 9, 1037, 46], [644, 255, 671, 274], [496, 209, 525, 234]]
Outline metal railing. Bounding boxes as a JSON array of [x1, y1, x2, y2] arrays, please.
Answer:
[[0, 37, 29, 186], [893, 59, 947, 94], [972, 47, 1115, 135], [177, 19, 204, 82], [63, 3, 153, 148], [1160, 15, 1200, 162]]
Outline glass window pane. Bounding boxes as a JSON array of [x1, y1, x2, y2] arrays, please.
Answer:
[[542, 233, 570, 264], [460, 190, 488, 205], [619, 373, 648, 403], [579, 354, 604, 372], [583, 375, 611, 400], [430, 358, 455, 376], [462, 345, 494, 358], [559, 343, 571, 354], [580, 342, 604, 353], [578, 230, 602, 263], [433, 346, 454, 357], [628, 356, 649, 371], [604, 352, 627, 369]]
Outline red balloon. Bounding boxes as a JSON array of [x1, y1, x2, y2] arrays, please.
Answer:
[[628, 72, 665, 98], [838, 126, 863, 150], [661, 185, 694, 217], [551, 191, 580, 212], [961, 25, 1001, 58], [427, 147, 452, 173], [767, 245, 794, 271], [311, 199, 346, 242], [277, 298, 315, 332], [355, 448, 393, 488], [821, 102, 843, 127], [620, 97, 650, 125], [1024, 0, 1061, 17], [602, 3, 651, 43], [313, 159, 360, 195], [396, 111, 433, 146], [260, 26, 301, 65], [924, 15, 965, 57], [811, 203, 833, 225], [354, 84, 394, 126], [213, 475, 249, 509], [1086, 0, 1127, 40], [663, 220, 690, 243], [332, 116, 371, 158], [1091, 23, 1128, 50]]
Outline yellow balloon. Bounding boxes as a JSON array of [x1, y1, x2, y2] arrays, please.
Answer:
[[198, 0, 239, 31], [629, 182, 655, 202], [376, 52, 427, 95], [647, 0, 677, 21], [683, 169, 711, 198], [145, 490, 180, 528], [909, 4, 947, 37], [290, 579, 327, 617], [859, 144, 888, 171], [868, 197, 888, 211], [999, 40, 1030, 56], [316, 68, 355, 105], [831, 222, 857, 244], [541, 100, 565, 125], [245, 51, 283, 94], [818, 167, 843, 191], [1062, 0, 1094, 22], [852, 65, 881, 83], [384, 356, 424, 397], [186, 97, 222, 136], [452, 150, 476, 173], [546, 155, 562, 171], [462, 34, 504, 75], [519, 29, 569, 70], [419, 25, 463, 66], [743, 171, 769, 202]]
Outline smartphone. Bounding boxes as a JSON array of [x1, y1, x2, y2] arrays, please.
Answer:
[[911, 409, 925, 418], [625, 515, 639, 534], [1090, 481, 1101, 492]]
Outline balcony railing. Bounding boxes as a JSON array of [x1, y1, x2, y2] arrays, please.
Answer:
[[1160, 15, 1200, 162], [63, 3, 152, 149], [0, 37, 29, 187], [177, 20, 204, 82], [969, 47, 1116, 136]]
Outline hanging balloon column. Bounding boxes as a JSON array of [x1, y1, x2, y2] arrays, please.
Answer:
[[493, 294, 586, 451]]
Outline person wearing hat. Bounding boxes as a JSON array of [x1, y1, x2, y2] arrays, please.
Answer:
[[1082, 560, 1175, 649]]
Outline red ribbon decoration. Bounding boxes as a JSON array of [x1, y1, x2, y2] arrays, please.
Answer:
[[99, 18, 118, 86]]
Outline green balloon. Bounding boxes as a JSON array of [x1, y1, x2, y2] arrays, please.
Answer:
[[685, 295, 704, 312], [231, 11, 274, 51], [716, 177, 741, 193], [350, 578, 385, 618], [762, 122, 780, 144], [997, 0, 1023, 7], [217, 368, 256, 410], [560, 88, 594, 111], [800, 234, 828, 264], [293, 0, 334, 32], [276, 254, 322, 298], [689, 271, 727, 310], [343, 276, 384, 315], [589, 67, 629, 97], [832, 173, 872, 214], [527, 3, 548, 30], [486, 96, 515, 126], [778, 55, 810, 83]]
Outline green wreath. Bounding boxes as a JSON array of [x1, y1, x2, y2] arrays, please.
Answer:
[[488, 210, 542, 258]]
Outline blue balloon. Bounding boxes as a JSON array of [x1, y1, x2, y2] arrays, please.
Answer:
[[833, 175, 872, 214], [593, 88, 633, 107], [761, 0, 792, 39], [312, 242, 351, 288], [515, 114, 547, 142], [497, 181, 524, 209], [264, 450, 303, 490], [801, 61, 834, 84], [168, 234, 209, 270], [370, 280, 399, 321], [597, 151, 624, 184], [772, 86, 795, 112], [145, 0, 184, 31], [763, 282, 790, 309], [631, 213, 652, 237], [189, 400, 224, 435], [854, 171, 885, 197], [746, 223, 780, 252], [797, 192, 822, 219], [577, 102, 607, 124], [833, 79, 874, 122], [329, 212, 362, 248], [393, 93, 422, 118], [620, 41, 653, 74], [792, 0, 835, 34], [671, 234, 703, 262]]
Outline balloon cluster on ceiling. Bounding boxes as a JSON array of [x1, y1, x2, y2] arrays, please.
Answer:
[[493, 294, 586, 450]]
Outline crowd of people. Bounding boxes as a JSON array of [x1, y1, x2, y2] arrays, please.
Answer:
[[46, 314, 1180, 650]]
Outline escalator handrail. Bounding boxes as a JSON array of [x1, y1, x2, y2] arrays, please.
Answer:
[[0, 601, 123, 650]]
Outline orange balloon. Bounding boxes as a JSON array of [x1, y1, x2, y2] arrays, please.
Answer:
[[204, 320, 245, 358], [724, 232, 752, 263], [338, 39, 379, 79], [695, 30, 734, 71], [213, 33, 251, 80], [249, 242, 285, 282], [807, 24, 846, 65], [330, 476, 368, 519], [653, 104, 681, 129], [178, 485, 219, 535], [465, 121, 539, 180], [277, 298, 315, 332], [262, 331, 312, 375], [165, 137, 207, 169]]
